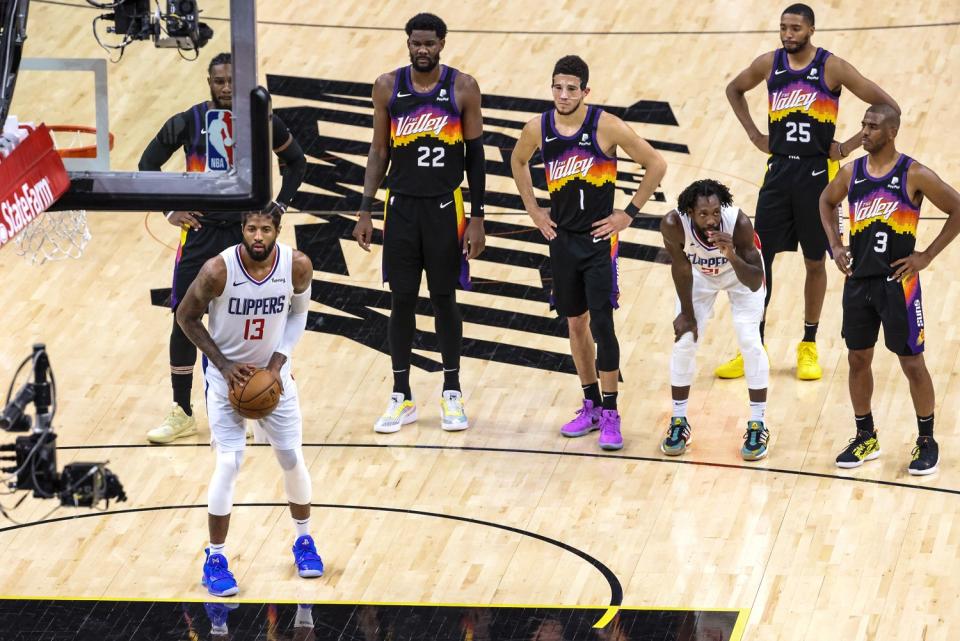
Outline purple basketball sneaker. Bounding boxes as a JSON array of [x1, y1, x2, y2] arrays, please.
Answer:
[[561, 400, 601, 437], [598, 410, 623, 450]]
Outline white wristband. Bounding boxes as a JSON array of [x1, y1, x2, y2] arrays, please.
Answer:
[[164, 210, 176, 220]]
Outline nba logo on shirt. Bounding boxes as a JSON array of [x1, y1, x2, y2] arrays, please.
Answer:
[[205, 109, 234, 172]]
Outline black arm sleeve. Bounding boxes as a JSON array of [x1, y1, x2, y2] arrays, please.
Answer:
[[138, 112, 188, 170], [272, 115, 306, 207], [465, 136, 486, 218]]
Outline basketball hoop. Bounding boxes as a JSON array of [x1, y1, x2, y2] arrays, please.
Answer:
[[13, 124, 114, 264]]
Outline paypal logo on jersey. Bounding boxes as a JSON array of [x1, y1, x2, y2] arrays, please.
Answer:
[[205, 109, 234, 172], [228, 296, 286, 315]]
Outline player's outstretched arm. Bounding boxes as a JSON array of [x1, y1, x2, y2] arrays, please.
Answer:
[[660, 210, 697, 342], [176, 256, 254, 387], [458, 72, 486, 258], [819, 163, 853, 276], [510, 117, 556, 240], [828, 56, 901, 159], [591, 113, 667, 239], [890, 164, 960, 281], [353, 73, 395, 251], [725, 52, 775, 153], [267, 251, 313, 381]]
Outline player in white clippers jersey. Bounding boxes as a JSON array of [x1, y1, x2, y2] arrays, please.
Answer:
[[176, 209, 321, 597], [659, 179, 770, 460]]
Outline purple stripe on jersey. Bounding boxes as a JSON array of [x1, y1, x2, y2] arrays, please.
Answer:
[[903, 274, 925, 355], [448, 67, 460, 114], [388, 66, 403, 111]]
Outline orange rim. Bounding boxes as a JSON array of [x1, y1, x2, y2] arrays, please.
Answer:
[[48, 124, 115, 159]]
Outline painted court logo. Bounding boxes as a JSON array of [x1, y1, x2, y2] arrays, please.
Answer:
[[151, 75, 691, 374]]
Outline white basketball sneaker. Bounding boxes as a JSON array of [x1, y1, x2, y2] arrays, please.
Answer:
[[374, 393, 418, 433], [439, 390, 469, 431]]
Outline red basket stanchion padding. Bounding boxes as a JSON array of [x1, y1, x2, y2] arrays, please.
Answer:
[[0, 124, 70, 250]]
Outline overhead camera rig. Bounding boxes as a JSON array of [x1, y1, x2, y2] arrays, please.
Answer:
[[88, 0, 214, 57], [1, 344, 126, 509]]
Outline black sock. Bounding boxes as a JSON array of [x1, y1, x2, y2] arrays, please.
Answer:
[[855, 413, 875, 434], [171, 373, 192, 416], [803, 322, 819, 343], [582, 382, 601, 406], [918, 413, 934, 438], [431, 293, 463, 393], [602, 392, 618, 411], [443, 368, 461, 393], [392, 369, 411, 400], [389, 292, 417, 401]]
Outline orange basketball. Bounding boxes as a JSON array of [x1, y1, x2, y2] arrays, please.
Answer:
[[229, 369, 281, 420]]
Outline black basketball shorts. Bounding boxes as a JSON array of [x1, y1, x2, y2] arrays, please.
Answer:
[[842, 274, 925, 356], [755, 155, 839, 260], [548, 228, 620, 318], [171, 222, 243, 309], [381, 188, 470, 295]]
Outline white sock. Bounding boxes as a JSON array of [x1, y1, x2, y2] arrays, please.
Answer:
[[672, 399, 688, 418], [209, 542, 226, 558], [749, 401, 766, 422], [294, 517, 310, 538]]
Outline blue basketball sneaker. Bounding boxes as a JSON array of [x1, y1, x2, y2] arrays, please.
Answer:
[[292, 535, 324, 578], [201, 548, 239, 597]]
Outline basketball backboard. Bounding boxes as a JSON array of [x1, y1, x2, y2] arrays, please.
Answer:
[[4, 0, 271, 212]]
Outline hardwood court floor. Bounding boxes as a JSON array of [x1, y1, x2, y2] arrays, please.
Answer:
[[1, 2, 960, 640]]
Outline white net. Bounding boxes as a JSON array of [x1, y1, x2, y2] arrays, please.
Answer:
[[14, 210, 90, 263], [13, 123, 92, 264]]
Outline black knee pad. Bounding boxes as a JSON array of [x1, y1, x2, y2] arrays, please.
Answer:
[[429, 293, 460, 320], [589, 307, 619, 372], [391, 291, 418, 316]]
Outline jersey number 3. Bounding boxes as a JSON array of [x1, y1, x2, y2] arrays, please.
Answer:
[[244, 318, 265, 340], [874, 231, 888, 253], [417, 146, 445, 167]]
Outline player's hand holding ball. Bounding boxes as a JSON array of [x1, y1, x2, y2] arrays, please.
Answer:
[[228, 367, 282, 420]]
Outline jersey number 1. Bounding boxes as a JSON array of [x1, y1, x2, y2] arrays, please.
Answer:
[[244, 318, 264, 340]]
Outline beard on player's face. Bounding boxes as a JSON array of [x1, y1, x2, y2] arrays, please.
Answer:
[[243, 238, 275, 263], [211, 89, 232, 110], [410, 52, 440, 72]]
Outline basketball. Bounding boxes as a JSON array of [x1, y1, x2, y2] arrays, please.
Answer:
[[228, 369, 281, 420]]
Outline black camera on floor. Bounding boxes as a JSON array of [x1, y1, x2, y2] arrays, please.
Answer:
[[1, 345, 126, 509]]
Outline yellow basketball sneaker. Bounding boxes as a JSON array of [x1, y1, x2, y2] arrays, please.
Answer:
[[147, 403, 198, 444], [714, 352, 745, 379], [796, 341, 822, 380]]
